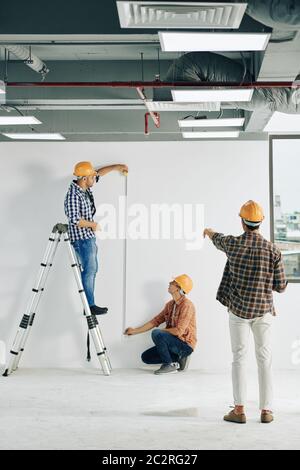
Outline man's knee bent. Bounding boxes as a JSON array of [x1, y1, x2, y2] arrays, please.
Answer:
[[151, 329, 163, 342], [141, 351, 150, 364]]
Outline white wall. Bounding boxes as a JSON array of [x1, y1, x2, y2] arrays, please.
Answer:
[[0, 141, 298, 371]]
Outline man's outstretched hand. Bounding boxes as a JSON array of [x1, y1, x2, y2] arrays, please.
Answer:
[[203, 228, 215, 239], [117, 164, 128, 175]]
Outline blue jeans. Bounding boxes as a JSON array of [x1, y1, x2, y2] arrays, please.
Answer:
[[72, 238, 98, 306], [141, 329, 193, 365]]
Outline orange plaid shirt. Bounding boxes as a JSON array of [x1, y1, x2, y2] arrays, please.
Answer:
[[150, 297, 197, 350]]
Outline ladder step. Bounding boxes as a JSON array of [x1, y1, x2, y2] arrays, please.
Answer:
[[19, 314, 30, 329], [4, 224, 111, 377]]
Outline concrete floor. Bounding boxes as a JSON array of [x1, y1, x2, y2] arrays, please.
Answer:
[[0, 368, 299, 450]]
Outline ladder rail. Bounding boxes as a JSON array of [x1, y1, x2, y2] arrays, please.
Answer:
[[93, 315, 112, 371], [4, 231, 60, 376], [12, 231, 61, 372], [3, 223, 112, 377], [63, 231, 111, 376]]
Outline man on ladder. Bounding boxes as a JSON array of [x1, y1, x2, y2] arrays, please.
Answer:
[[3, 161, 128, 377], [64, 161, 128, 316]]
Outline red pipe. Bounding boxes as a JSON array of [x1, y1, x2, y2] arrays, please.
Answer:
[[6, 81, 300, 88], [144, 112, 160, 135], [144, 112, 150, 136]]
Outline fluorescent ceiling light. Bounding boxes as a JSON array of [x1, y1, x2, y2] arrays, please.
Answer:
[[172, 89, 253, 102], [182, 131, 240, 138], [0, 116, 42, 125], [178, 117, 245, 128], [159, 32, 270, 52], [2, 133, 65, 140], [264, 112, 300, 132]]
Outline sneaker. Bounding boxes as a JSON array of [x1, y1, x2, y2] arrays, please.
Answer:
[[90, 305, 108, 315], [178, 354, 191, 372], [261, 411, 274, 423], [154, 363, 179, 375], [224, 409, 247, 424]]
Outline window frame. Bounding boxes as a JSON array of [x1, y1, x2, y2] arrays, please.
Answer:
[[270, 134, 300, 283]]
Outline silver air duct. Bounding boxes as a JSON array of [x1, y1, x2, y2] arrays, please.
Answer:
[[3, 45, 49, 77], [246, 0, 300, 30], [154, 52, 300, 115]]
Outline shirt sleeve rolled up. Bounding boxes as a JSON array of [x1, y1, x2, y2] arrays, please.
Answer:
[[65, 192, 81, 226], [212, 232, 235, 254], [273, 252, 288, 293], [150, 304, 169, 327]]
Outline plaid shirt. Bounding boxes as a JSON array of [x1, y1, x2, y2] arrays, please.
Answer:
[[64, 181, 96, 242], [212, 231, 287, 319], [150, 297, 197, 349]]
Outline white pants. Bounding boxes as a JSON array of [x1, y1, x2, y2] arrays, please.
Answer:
[[228, 311, 273, 411]]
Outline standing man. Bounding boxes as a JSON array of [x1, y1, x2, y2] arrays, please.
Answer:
[[64, 161, 128, 316], [204, 200, 287, 424], [125, 275, 197, 375]]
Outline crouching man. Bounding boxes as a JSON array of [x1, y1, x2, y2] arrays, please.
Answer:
[[124, 275, 197, 375]]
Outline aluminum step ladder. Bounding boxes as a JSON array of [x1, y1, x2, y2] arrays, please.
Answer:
[[2, 223, 112, 377]]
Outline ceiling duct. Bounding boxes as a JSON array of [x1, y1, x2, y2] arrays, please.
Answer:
[[246, 0, 300, 30], [153, 52, 300, 126], [153, 52, 252, 102], [2, 45, 49, 77], [117, 2, 247, 29], [246, 0, 300, 43]]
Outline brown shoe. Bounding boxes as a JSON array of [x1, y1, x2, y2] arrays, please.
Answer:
[[261, 411, 274, 423], [224, 410, 246, 424]]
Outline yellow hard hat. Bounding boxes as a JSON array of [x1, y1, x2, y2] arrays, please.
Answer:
[[173, 274, 193, 294], [73, 161, 97, 178], [239, 200, 264, 223]]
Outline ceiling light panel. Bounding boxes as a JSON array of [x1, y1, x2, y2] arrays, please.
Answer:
[[159, 32, 270, 51], [182, 131, 240, 138], [172, 89, 254, 102], [178, 117, 245, 127], [264, 112, 300, 132], [0, 116, 42, 125], [3, 133, 65, 140]]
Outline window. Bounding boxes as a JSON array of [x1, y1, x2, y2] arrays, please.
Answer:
[[270, 136, 300, 282]]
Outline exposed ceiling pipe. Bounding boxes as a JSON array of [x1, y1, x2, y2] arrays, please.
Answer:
[[6, 81, 300, 88], [136, 87, 160, 134], [2, 45, 49, 78], [144, 112, 160, 135], [153, 52, 300, 116]]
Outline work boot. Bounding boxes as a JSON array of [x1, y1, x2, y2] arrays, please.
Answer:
[[224, 409, 247, 424], [154, 363, 179, 375], [261, 411, 274, 423], [90, 305, 108, 315], [178, 354, 191, 372]]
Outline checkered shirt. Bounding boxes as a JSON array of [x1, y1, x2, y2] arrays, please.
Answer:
[[212, 231, 287, 319], [64, 181, 96, 242]]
